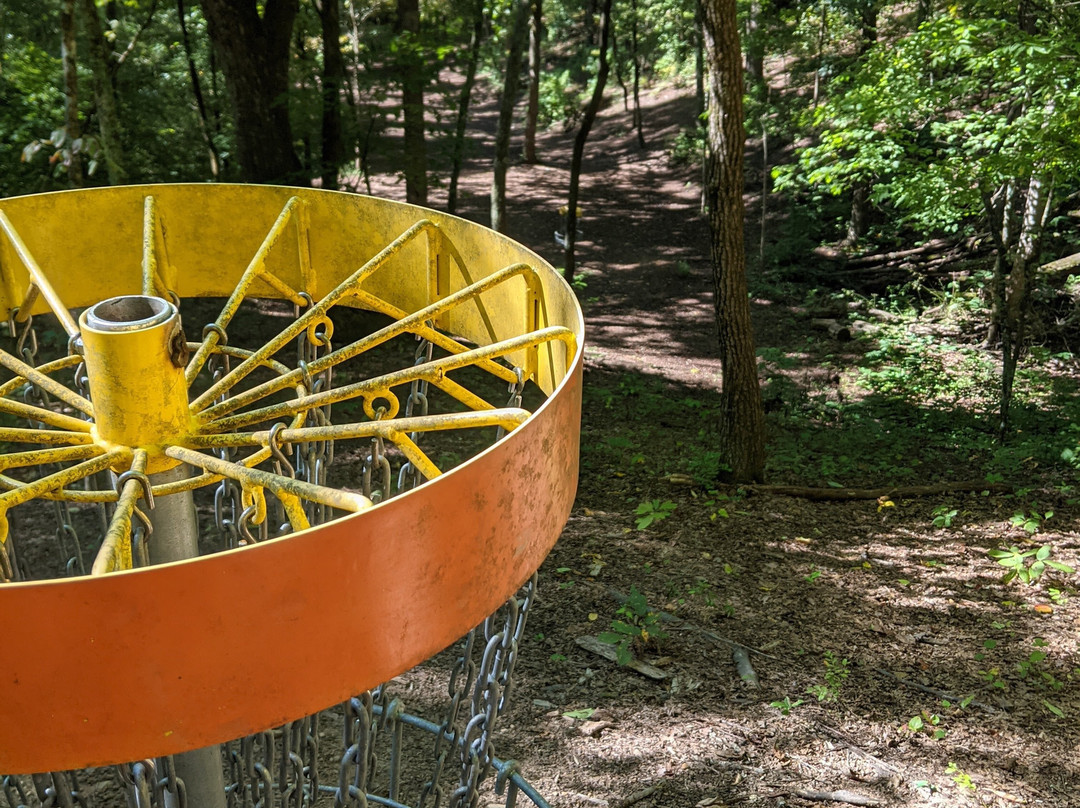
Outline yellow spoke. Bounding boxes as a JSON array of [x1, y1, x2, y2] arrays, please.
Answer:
[[0, 448, 128, 512], [0, 427, 93, 446], [185, 197, 309, 384], [0, 346, 93, 417], [0, 210, 80, 338], [0, 354, 83, 398], [0, 444, 104, 472], [0, 397, 93, 432], [197, 327, 575, 433], [166, 445, 372, 516], [200, 263, 537, 418], [92, 449, 150, 575], [190, 218, 439, 411]]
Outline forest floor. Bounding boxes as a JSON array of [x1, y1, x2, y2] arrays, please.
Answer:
[[341, 75, 1080, 808]]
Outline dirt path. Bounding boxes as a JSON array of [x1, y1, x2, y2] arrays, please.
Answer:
[[354, 81, 1080, 808]]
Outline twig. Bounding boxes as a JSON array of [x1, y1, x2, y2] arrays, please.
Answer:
[[872, 667, 999, 713], [814, 722, 899, 778], [575, 635, 669, 680], [791, 789, 882, 806], [614, 784, 660, 808], [744, 481, 1011, 501], [607, 589, 782, 661]]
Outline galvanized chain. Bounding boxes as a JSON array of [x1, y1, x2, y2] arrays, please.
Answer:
[[208, 349, 244, 550], [397, 336, 434, 492], [295, 294, 334, 525], [449, 575, 536, 808]]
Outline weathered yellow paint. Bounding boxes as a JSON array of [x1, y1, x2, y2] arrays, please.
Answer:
[[79, 296, 192, 473]]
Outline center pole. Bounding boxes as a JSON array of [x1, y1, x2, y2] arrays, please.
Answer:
[[79, 296, 227, 808]]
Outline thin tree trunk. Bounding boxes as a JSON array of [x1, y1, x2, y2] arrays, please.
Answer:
[[701, 0, 766, 482], [449, 0, 486, 211], [80, 0, 128, 184], [61, 0, 83, 186], [315, 0, 345, 189], [563, 0, 613, 286], [523, 0, 542, 162], [1000, 171, 1052, 437], [630, 0, 644, 148], [760, 118, 767, 263], [745, 0, 764, 86], [812, 0, 826, 108], [177, 0, 220, 179], [396, 0, 427, 205], [490, 0, 530, 232], [694, 0, 705, 118], [612, 22, 630, 112], [847, 181, 868, 244]]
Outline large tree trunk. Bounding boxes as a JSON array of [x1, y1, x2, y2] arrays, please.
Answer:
[[60, 0, 83, 187], [490, 0, 530, 232], [80, 0, 128, 184], [523, 0, 542, 163], [315, 0, 345, 190], [448, 0, 486, 212], [396, 0, 427, 205], [563, 0, 612, 286], [701, 0, 766, 483], [201, 0, 302, 184]]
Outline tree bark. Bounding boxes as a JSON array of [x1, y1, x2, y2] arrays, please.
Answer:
[[745, 0, 764, 87], [701, 0, 766, 483], [60, 0, 83, 186], [630, 0, 644, 147], [315, 0, 345, 190], [491, 0, 530, 232], [176, 0, 220, 179], [201, 0, 303, 184], [523, 0, 542, 163], [448, 0, 486, 212], [80, 0, 128, 184], [563, 0, 612, 286], [396, 0, 427, 205]]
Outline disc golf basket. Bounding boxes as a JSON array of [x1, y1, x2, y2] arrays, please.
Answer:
[[0, 186, 582, 808]]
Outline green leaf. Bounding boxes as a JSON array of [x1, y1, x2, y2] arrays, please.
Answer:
[[597, 631, 624, 644], [1043, 700, 1065, 718], [908, 715, 924, 731], [562, 708, 596, 720]]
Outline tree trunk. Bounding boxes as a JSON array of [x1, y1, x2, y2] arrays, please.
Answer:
[[563, 0, 612, 286], [701, 0, 766, 483], [396, 0, 427, 205], [61, 0, 84, 186], [846, 181, 869, 243], [315, 0, 345, 190], [201, 0, 303, 184], [1000, 171, 1052, 437], [523, 0, 542, 163], [448, 0, 486, 212], [630, 0, 644, 148], [80, 0, 127, 184], [490, 0, 530, 232], [744, 0, 764, 87], [694, 0, 705, 118], [177, 0, 220, 179]]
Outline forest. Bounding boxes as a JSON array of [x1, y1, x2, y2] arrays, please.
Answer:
[[2, 0, 1080, 806]]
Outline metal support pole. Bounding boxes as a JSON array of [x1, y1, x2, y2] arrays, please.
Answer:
[[147, 463, 227, 808]]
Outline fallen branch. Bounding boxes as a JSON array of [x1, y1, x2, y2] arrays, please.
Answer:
[[575, 635, 669, 680], [814, 722, 900, 779], [791, 789, 882, 806], [872, 667, 999, 714], [614, 785, 660, 808], [744, 481, 1011, 501]]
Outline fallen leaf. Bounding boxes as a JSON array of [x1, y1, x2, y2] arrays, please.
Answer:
[[588, 612, 599, 621], [1033, 604, 1054, 614]]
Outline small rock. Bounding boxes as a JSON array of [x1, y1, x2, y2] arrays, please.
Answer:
[[532, 699, 556, 709], [579, 720, 614, 738]]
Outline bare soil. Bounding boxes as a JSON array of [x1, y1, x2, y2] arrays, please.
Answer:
[[352, 79, 1080, 807]]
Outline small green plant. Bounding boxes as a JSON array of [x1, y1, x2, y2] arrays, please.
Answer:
[[562, 707, 595, 720], [770, 696, 803, 716], [634, 499, 676, 530], [906, 711, 946, 740], [598, 586, 669, 665], [988, 544, 1074, 585], [1009, 508, 1053, 534], [946, 762, 975, 792], [687, 578, 717, 607], [1017, 638, 1063, 691], [807, 651, 850, 702], [931, 505, 958, 528]]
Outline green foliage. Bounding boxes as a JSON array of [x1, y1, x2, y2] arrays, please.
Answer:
[[988, 544, 1075, 585], [1009, 509, 1052, 535], [598, 586, 668, 665], [931, 506, 958, 529], [668, 125, 705, 168], [807, 650, 850, 702], [906, 711, 946, 740], [634, 499, 676, 529], [770, 696, 803, 716]]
